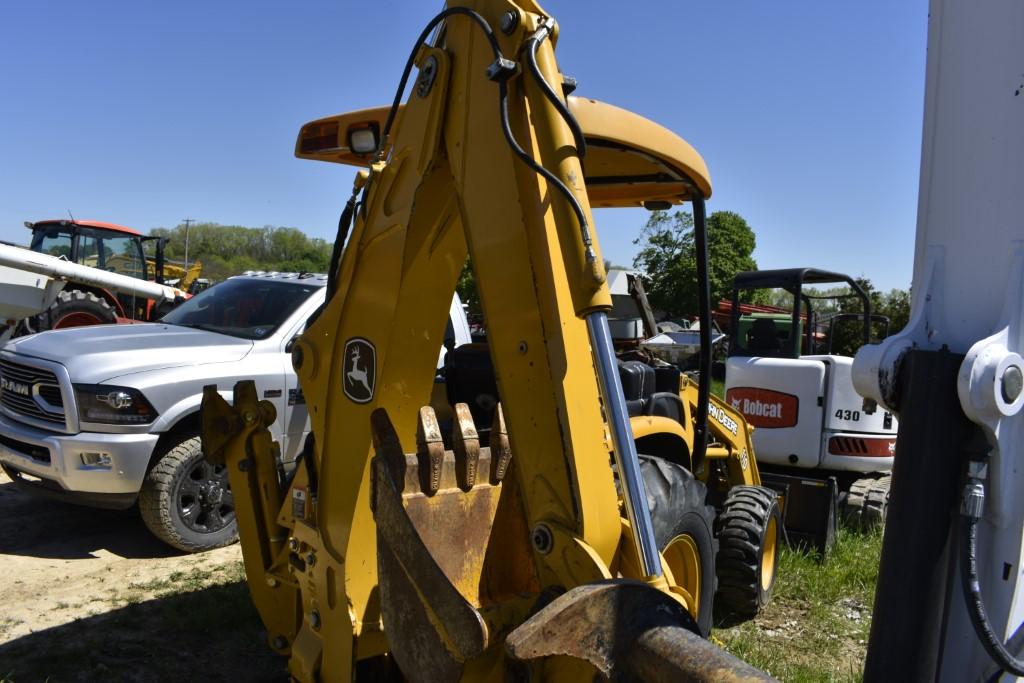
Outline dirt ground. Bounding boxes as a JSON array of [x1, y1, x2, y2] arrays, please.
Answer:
[[0, 470, 286, 682]]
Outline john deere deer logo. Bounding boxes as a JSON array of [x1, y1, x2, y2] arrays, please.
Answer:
[[343, 338, 376, 403]]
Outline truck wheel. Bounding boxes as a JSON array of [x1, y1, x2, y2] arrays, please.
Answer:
[[840, 475, 891, 530], [139, 435, 237, 552], [40, 289, 117, 330], [639, 454, 717, 637], [714, 485, 782, 618]]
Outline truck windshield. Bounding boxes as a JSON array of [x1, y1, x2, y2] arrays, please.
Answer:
[[160, 279, 318, 340]]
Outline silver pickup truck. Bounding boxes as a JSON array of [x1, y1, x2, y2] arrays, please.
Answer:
[[0, 272, 472, 552]]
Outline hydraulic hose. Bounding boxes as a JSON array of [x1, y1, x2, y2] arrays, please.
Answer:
[[379, 7, 504, 149], [377, 9, 600, 275], [325, 185, 361, 302], [524, 31, 586, 159], [959, 475, 1024, 676], [497, 84, 597, 273]]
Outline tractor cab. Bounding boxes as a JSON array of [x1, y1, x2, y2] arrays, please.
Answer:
[[22, 220, 173, 327], [26, 220, 169, 284]]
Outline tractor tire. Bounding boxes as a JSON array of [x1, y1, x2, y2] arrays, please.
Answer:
[[840, 475, 891, 530], [639, 454, 717, 637], [714, 485, 782, 619], [139, 435, 238, 552], [39, 289, 117, 330]]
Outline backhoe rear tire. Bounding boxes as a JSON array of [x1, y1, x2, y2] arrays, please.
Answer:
[[714, 485, 782, 619], [139, 435, 237, 553], [40, 289, 117, 330], [639, 454, 717, 637], [840, 474, 891, 530]]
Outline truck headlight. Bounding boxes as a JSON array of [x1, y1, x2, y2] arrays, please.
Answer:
[[74, 384, 158, 425]]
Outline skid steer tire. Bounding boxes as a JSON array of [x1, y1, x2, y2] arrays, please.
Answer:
[[40, 289, 117, 330], [139, 435, 237, 553], [639, 454, 717, 637], [840, 475, 891, 530], [714, 485, 782, 619]]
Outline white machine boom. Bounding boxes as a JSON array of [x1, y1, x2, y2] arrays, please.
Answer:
[[0, 242, 185, 343], [854, 0, 1024, 678]]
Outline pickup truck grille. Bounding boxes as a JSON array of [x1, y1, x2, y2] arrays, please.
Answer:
[[0, 359, 66, 426]]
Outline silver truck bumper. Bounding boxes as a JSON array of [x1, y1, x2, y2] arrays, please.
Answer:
[[0, 411, 158, 507]]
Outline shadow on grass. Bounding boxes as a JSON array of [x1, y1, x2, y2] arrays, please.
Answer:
[[0, 480, 179, 560], [0, 581, 287, 682]]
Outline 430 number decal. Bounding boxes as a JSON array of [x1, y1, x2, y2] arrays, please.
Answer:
[[835, 409, 861, 422]]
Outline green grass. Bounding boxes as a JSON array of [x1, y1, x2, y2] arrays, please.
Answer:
[[710, 377, 725, 399], [715, 528, 883, 681]]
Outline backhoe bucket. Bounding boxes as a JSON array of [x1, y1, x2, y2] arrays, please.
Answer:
[[370, 403, 775, 682], [369, 403, 528, 681]]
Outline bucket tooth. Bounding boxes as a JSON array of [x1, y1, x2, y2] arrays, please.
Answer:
[[416, 406, 445, 495], [452, 403, 481, 491], [489, 403, 512, 484]]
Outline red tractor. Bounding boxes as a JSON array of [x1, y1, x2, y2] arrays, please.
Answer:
[[17, 219, 184, 333]]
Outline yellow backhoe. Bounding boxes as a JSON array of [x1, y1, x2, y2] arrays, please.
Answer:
[[202, 2, 779, 679]]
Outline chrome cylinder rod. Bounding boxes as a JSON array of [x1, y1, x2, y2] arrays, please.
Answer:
[[587, 310, 663, 578]]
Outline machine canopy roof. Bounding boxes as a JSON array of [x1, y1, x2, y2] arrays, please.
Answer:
[[732, 268, 862, 292], [295, 96, 711, 207]]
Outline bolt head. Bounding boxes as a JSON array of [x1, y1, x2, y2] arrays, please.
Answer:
[[266, 577, 279, 588], [530, 523, 554, 554], [288, 537, 300, 551], [1002, 365, 1023, 403], [309, 610, 321, 630], [305, 552, 317, 567], [500, 9, 519, 34], [272, 636, 287, 650]]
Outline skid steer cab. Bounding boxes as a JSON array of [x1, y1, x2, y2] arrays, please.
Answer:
[[724, 268, 898, 553]]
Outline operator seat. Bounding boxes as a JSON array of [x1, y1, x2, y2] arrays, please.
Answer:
[[747, 318, 782, 354], [618, 360, 685, 424], [444, 345, 687, 439]]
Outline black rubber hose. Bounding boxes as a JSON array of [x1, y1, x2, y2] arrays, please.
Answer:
[[496, 79, 597, 266], [379, 7, 504, 149], [984, 622, 1024, 681], [960, 513, 1024, 676], [524, 36, 586, 159], [378, 9, 598, 271], [325, 186, 360, 301]]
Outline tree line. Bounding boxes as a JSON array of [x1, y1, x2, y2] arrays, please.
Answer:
[[165, 215, 911, 352], [458, 208, 911, 346], [150, 222, 332, 282], [631, 208, 911, 345]]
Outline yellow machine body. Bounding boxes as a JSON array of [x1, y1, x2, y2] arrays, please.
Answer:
[[202, 2, 773, 680]]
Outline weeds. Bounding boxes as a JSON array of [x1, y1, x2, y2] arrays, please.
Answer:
[[716, 528, 883, 681]]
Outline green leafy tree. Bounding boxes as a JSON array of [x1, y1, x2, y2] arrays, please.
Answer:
[[456, 258, 481, 316], [824, 278, 911, 355], [632, 209, 762, 318], [149, 222, 332, 282]]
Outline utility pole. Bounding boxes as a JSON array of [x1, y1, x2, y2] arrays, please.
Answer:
[[182, 218, 194, 270]]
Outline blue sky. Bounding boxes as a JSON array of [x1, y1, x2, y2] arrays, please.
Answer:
[[0, 1, 927, 292]]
